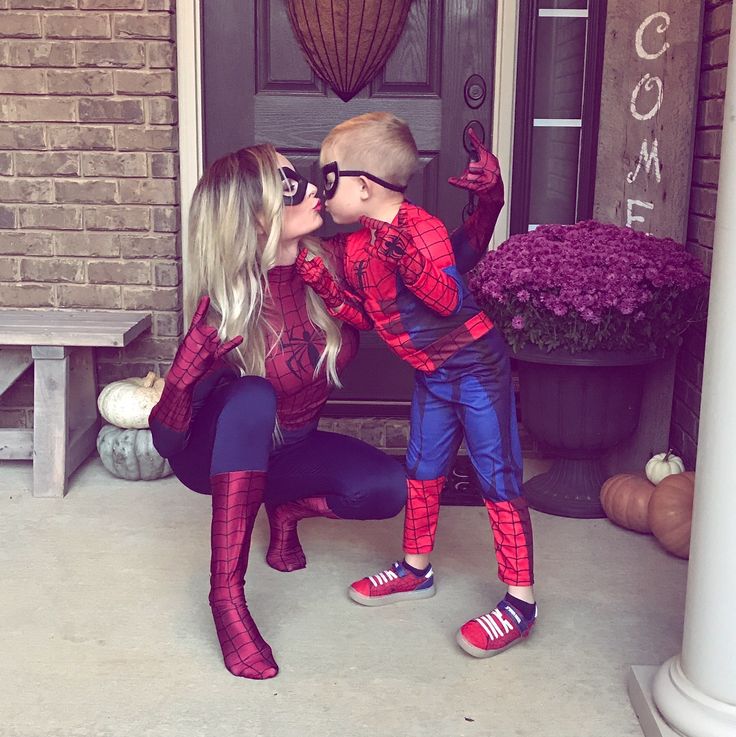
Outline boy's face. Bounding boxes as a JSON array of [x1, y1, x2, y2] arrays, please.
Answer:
[[322, 157, 369, 225]]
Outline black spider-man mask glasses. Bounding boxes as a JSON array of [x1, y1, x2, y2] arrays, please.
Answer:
[[321, 161, 407, 200], [279, 166, 310, 206]]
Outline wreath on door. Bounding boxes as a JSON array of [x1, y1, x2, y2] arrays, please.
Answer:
[[286, 0, 413, 102]]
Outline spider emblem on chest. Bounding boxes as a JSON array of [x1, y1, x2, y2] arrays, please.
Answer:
[[283, 327, 321, 376], [354, 259, 368, 290]]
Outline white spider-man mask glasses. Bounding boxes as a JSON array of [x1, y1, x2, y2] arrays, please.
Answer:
[[279, 166, 310, 206]]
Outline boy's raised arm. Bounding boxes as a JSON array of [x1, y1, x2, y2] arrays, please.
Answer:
[[448, 129, 505, 274]]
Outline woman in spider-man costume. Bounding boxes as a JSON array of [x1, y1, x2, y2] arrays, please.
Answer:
[[148, 143, 499, 680]]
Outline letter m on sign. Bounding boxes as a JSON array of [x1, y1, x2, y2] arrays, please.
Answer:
[[627, 138, 662, 184]]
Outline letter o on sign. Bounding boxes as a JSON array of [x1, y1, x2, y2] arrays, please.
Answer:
[[630, 73, 664, 121]]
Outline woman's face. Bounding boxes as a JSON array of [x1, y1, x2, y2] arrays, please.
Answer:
[[276, 153, 323, 246]]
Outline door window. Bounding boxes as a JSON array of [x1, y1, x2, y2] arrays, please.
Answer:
[[511, 0, 607, 233]]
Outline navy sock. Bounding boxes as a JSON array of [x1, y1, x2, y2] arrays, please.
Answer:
[[504, 593, 536, 620], [402, 560, 431, 577]]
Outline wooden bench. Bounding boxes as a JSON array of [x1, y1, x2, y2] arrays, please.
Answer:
[[0, 309, 151, 498]]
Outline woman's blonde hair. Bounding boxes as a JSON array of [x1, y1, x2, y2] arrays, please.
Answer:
[[185, 143, 343, 388], [320, 111, 418, 186]]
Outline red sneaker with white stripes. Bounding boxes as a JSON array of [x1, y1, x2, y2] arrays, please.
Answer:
[[456, 599, 537, 658], [348, 560, 436, 607]]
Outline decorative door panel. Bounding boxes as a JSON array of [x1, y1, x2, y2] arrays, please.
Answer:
[[203, 0, 496, 413]]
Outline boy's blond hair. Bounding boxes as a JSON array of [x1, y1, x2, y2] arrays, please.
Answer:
[[321, 112, 418, 187]]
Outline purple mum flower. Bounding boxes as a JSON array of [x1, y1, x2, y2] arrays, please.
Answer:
[[468, 220, 709, 353]]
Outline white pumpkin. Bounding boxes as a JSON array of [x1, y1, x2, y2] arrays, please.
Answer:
[[645, 450, 686, 484], [97, 371, 165, 429]]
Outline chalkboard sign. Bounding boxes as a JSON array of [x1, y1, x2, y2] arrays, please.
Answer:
[[594, 3, 704, 241], [593, 3, 704, 478]]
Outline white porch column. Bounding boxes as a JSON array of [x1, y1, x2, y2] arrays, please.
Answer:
[[639, 5, 736, 736]]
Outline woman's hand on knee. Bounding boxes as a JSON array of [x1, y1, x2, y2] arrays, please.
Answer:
[[168, 295, 244, 390]]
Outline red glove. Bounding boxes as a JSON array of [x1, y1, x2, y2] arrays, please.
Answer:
[[295, 248, 373, 329], [150, 295, 242, 436], [447, 129, 505, 271], [360, 212, 426, 284], [166, 295, 243, 391], [295, 249, 343, 311], [448, 128, 503, 201]]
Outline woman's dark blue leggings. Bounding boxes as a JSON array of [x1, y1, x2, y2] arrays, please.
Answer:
[[169, 376, 406, 520]]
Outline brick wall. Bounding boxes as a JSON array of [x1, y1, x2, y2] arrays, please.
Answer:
[[669, 0, 732, 468], [0, 1, 730, 465], [0, 0, 180, 428]]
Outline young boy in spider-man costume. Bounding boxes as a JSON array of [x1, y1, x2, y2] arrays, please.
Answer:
[[303, 112, 537, 658]]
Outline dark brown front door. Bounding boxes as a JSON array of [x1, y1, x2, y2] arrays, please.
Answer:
[[202, 0, 497, 414]]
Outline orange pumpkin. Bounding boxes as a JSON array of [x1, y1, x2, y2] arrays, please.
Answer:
[[648, 471, 696, 559], [600, 473, 656, 533]]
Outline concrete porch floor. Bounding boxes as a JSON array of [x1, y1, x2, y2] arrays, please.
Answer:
[[0, 457, 687, 737]]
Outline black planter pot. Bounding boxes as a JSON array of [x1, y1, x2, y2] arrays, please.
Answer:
[[515, 344, 658, 518]]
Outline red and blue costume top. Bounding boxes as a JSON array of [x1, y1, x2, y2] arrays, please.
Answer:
[[341, 201, 494, 373]]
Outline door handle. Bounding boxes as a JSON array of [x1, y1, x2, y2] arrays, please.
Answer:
[[463, 121, 486, 159]]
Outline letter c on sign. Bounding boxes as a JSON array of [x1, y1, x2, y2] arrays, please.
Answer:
[[635, 11, 671, 60], [630, 74, 663, 121]]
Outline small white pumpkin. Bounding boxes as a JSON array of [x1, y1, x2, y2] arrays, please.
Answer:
[[97, 371, 165, 429], [645, 450, 685, 484], [97, 424, 172, 480]]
